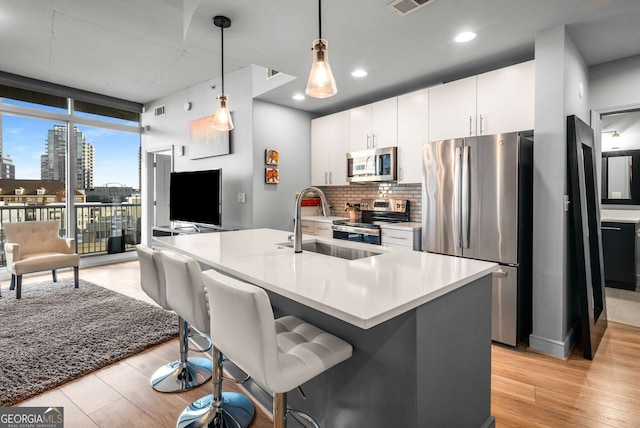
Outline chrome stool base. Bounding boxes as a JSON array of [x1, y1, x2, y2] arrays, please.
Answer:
[[176, 392, 255, 428], [150, 357, 213, 392]]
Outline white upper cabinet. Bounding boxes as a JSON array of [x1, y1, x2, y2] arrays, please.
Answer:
[[311, 110, 349, 186], [397, 88, 429, 184], [349, 97, 398, 151], [428, 60, 535, 141], [428, 76, 477, 142], [476, 60, 535, 135]]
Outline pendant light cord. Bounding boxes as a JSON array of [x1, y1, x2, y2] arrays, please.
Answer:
[[220, 25, 225, 94], [318, 0, 322, 39]]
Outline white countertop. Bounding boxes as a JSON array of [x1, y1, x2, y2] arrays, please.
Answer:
[[380, 222, 422, 231], [301, 216, 350, 223], [153, 228, 497, 329], [601, 209, 640, 223]]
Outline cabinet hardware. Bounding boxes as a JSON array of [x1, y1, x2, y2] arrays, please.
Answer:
[[601, 226, 622, 231]]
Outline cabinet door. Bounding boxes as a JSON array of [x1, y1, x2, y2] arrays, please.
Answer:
[[601, 221, 636, 290], [381, 229, 414, 249], [371, 97, 398, 149], [476, 60, 535, 135], [313, 222, 334, 238], [300, 220, 314, 235], [428, 76, 476, 142], [311, 115, 333, 186], [397, 88, 428, 183], [349, 104, 372, 152], [328, 110, 350, 186]]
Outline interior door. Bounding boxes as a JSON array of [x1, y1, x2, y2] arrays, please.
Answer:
[[423, 138, 463, 256], [154, 152, 172, 227], [463, 133, 519, 264]]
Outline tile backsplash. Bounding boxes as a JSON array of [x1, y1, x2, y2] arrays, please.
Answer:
[[320, 183, 422, 223]]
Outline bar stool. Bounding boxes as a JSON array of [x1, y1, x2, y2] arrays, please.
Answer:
[[203, 269, 353, 428], [136, 244, 212, 392], [160, 251, 255, 428]]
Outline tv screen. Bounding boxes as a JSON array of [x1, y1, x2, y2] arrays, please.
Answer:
[[170, 169, 222, 227]]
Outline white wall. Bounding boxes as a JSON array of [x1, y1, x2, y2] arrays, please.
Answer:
[[139, 65, 311, 239], [530, 25, 590, 358], [591, 55, 640, 113], [591, 54, 640, 210]]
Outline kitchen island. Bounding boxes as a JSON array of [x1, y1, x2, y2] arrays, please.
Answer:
[[154, 228, 497, 427]]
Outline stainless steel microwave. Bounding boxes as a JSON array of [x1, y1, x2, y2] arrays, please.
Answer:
[[346, 146, 397, 183]]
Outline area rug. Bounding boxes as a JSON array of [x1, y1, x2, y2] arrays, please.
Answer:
[[0, 278, 178, 406]]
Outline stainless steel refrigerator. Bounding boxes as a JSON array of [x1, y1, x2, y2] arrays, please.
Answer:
[[422, 131, 533, 346]]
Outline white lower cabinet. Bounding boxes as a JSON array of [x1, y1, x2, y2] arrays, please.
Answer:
[[381, 225, 422, 251], [300, 220, 314, 235], [301, 217, 348, 238]]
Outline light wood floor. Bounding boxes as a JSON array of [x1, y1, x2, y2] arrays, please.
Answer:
[[6, 261, 640, 427]]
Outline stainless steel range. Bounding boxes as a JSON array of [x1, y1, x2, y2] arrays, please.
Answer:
[[332, 199, 410, 245]]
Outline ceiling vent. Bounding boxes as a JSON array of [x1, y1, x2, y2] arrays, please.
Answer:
[[153, 104, 166, 117], [387, 0, 435, 16], [266, 68, 281, 80]]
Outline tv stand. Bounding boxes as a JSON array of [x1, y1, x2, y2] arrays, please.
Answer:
[[152, 225, 228, 237]]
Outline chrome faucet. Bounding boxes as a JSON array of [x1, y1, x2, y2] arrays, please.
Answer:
[[294, 186, 330, 253]]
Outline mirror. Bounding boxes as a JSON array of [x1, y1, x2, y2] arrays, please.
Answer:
[[601, 110, 640, 205], [568, 115, 608, 360], [601, 150, 640, 204]]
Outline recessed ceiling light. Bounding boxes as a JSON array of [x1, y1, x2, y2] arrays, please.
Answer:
[[454, 31, 477, 43], [351, 69, 368, 78], [292, 94, 305, 101]]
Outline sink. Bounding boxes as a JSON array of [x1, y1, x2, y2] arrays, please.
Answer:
[[278, 240, 382, 260]]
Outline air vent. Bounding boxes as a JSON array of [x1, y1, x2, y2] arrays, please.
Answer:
[[153, 104, 166, 116], [266, 68, 281, 80], [387, 0, 435, 16]]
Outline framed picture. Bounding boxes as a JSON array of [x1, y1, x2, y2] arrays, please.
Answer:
[[188, 115, 230, 159], [265, 167, 279, 184], [265, 149, 279, 165]]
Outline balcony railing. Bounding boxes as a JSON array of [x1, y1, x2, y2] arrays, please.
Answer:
[[0, 203, 141, 267]]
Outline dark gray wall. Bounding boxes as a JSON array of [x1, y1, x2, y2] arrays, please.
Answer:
[[252, 100, 312, 230]]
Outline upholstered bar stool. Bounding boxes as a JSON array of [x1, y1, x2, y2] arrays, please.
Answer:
[[160, 251, 255, 428], [136, 245, 212, 392], [203, 269, 353, 428]]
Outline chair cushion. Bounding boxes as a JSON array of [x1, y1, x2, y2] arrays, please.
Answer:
[[271, 315, 353, 393], [10, 252, 80, 276]]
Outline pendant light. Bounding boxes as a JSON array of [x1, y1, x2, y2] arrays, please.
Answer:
[[305, 0, 337, 98], [212, 15, 233, 131]]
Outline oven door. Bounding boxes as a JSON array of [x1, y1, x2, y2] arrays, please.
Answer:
[[332, 224, 381, 245]]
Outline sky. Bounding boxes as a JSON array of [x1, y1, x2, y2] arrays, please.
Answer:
[[1, 103, 140, 189]]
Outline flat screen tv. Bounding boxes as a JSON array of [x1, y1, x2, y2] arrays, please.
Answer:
[[170, 169, 222, 227]]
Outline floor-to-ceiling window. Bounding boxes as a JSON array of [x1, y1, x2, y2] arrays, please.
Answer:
[[0, 78, 141, 263]]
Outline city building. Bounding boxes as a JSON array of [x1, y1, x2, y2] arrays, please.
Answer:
[[0, 179, 85, 206], [40, 125, 94, 189]]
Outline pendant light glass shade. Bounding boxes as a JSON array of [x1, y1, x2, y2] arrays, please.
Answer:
[[212, 16, 233, 131], [306, 39, 337, 98], [212, 94, 233, 131]]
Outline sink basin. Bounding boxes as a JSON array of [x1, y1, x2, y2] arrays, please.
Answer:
[[279, 240, 382, 260]]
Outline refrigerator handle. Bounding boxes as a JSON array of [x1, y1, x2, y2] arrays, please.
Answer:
[[493, 269, 508, 278], [454, 146, 462, 248], [461, 145, 470, 249]]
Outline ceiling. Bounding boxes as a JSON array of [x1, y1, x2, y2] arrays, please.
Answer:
[[1, 0, 640, 116]]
